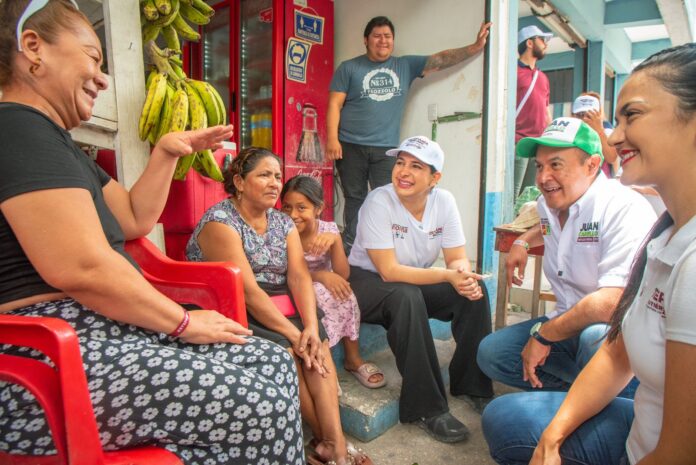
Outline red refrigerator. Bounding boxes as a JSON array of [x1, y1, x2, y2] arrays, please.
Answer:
[[193, 0, 335, 219]]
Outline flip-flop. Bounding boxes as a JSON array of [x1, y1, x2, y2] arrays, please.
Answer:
[[345, 362, 386, 389], [347, 441, 374, 465], [306, 439, 373, 465]]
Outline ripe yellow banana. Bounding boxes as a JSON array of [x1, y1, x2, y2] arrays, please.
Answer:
[[191, 0, 215, 16], [171, 13, 201, 41], [186, 79, 221, 127], [197, 149, 224, 182], [180, 1, 211, 25], [173, 153, 197, 180], [144, 73, 168, 140], [184, 81, 208, 130], [167, 86, 189, 133], [141, 0, 159, 20], [139, 72, 167, 140], [162, 24, 181, 53], [145, 67, 158, 89], [154, 0, 171, 15], [155, 86, 175, 142]]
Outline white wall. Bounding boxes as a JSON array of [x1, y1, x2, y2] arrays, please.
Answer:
[[333, 0, 487, 262]]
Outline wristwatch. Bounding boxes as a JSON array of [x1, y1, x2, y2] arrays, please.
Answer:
[[529, 322, 554, 346]]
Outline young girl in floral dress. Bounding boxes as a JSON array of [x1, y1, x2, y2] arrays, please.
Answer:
[[281, 175, 385, 389]]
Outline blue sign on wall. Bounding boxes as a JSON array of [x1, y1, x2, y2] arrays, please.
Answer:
[[294, 10, 324, 44], [286, 37, 312, 83]]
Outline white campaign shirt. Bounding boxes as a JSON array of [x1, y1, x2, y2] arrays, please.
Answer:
[[623, 215, 696, 464], [537, 174, 655, 318], [349, 184, 466, 273]]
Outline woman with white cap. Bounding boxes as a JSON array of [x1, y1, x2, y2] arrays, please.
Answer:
[[347, 135, 493, 443]]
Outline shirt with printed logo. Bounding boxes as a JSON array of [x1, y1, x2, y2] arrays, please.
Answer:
[[622, 214, 696, 464], [330, 54, 428, 147], [537, 174, 656, 317], [348, 184, 465, 273]]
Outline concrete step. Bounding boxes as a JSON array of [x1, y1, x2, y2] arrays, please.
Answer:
[[335, 337, 455, 442]]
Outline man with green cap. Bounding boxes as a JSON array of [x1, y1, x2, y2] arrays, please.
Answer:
[[476, 117, 655, 396]]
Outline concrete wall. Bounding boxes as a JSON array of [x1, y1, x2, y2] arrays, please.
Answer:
[[333, 0, 487, 263]]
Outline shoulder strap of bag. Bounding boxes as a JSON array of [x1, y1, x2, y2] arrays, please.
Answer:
[[516, 69, 539, 118]]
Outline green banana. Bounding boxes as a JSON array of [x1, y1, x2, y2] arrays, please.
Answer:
[[169, 60, 187, 81], [162, 24, 181, 53], [191, 0, 215, 16], [149, 0, 179, 27], [138, 72, 167, 140], [192, 154, 206, 175], [186, 79, 221, 126], [141, 0, 159, 20], [184, 81, 208, 130], [210, 84, 226, 125], [154, 0, 171, 15], [169, 54, 183, 67], [155, 86, 175, 141], [142, 23, 161, 43], [180, 1, 211, 25], [173, 153, 197, 180], [167, 86, 189, 133], [197, 149, 224, 182], [171, 13, 201, 41]]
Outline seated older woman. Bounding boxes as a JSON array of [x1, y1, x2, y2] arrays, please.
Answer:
[[186, 147, 372, 465], [0, 1, 303, 464]]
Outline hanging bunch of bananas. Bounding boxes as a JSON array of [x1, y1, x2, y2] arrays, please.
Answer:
[[141, 0, 215, 46], [138, 40, 227, 182]]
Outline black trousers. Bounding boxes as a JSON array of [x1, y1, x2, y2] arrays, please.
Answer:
[[349, 266, 494, 423], [335, 142, 396, 252]]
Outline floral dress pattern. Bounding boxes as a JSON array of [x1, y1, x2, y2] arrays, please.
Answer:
[[0, 299, 304, 465], [186, 199, 294, 285], [304, 220, 361, 347]]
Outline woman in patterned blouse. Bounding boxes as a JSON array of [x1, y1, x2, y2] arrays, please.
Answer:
[[187, 147, 372, 465]]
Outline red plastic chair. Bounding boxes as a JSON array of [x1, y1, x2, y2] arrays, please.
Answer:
[[0, 236, 247, 464], [125, 237, 247, 327]]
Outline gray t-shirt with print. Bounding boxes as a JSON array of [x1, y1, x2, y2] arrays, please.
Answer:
[[330, 54, 427, 147]]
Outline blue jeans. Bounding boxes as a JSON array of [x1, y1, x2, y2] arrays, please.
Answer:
[[477, 317, 638, 398], [482, 391, 633, 465], [478, 317, 609, 390]]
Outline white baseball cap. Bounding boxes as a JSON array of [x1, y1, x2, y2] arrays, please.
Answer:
[[572, 95, 601, 115], [518, 25, 553, 45], [386, 136, 444, 172]]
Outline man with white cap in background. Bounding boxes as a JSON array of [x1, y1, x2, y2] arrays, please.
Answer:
[[477, 117, 655, 396], [515, 25, 554, 198], [348, 135, 493, 443]]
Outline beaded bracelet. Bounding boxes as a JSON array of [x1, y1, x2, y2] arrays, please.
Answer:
[[512, 239, 530, 250], [169, 311, 190, 337]]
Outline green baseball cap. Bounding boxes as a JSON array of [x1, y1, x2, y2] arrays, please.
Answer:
[[516, 117, 604, 162]]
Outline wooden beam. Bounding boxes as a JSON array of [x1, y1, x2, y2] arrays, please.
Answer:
[[102, 0, 150, 189]]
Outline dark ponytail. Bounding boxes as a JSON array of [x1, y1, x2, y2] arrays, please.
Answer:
[[606, 43, 696, 342], [606, 212, 674, 342]]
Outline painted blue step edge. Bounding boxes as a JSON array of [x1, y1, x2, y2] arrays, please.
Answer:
[[338, 358, 452, 442], [330, 320, 452, 369]]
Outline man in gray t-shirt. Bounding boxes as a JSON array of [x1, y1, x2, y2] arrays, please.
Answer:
[[327, 16, 491, 252]]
